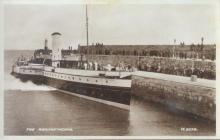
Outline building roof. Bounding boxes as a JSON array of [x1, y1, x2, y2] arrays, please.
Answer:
[[51, 32, 62, 36]]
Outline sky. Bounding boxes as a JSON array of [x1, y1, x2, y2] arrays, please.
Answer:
[[4, 1, 218, 50]]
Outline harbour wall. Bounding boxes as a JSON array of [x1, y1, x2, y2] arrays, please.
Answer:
[[131, 71, 216, 121]]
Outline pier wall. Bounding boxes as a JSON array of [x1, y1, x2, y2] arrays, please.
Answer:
[[131, 71, 216, 121]]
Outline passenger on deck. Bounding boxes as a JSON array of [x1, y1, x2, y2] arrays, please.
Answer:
[[94, 62, 98, 71], [84, 63, 88, 70], [88, 62, 92, 70]]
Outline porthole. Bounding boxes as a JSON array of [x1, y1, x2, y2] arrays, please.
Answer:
[[106, 80, 108, 83], [79, 78, 81, 80], [72, 77, 74, 80], [87, 79, 89, 81], [96, 80, 98, 82]]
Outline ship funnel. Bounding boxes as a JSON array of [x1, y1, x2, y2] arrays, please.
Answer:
[[51, 32, 62, 67]]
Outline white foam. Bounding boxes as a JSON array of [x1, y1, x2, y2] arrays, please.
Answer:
[[4, 74, 56, 91]]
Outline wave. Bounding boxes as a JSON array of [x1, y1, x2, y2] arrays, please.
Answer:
[[4, 74, 56, 91], [4, 50, 56, 91]]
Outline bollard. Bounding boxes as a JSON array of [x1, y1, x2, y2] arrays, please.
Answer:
[[191, 75, 197, 82]]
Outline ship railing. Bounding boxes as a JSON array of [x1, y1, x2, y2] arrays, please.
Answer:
[[44, 66, 133, 78]]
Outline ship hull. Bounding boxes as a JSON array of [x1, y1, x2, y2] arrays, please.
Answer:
[[46, 77, 131, 110], [11, 70, 131, 110]]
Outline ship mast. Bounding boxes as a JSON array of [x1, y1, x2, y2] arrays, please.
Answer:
[[86, 4, 89, 47], [80, 5, 89, 68]]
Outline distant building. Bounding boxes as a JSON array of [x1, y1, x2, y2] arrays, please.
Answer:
[[78, 43, 216, 60]]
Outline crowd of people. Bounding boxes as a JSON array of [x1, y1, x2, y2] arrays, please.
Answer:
[[85, 55, 216, 80], [138, 57, 215, 80]]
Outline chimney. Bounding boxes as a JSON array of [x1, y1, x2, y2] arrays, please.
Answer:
[[51, 32, 62, 67], [44, 38, 48, 50]]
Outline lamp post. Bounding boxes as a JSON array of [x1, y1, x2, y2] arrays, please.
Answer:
[[173, 39, 176, 58], [201, 37, 204, 45], [201, 37, 204, 60]]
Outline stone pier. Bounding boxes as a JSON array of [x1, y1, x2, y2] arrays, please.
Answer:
[[131, 71, 216, 121]]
